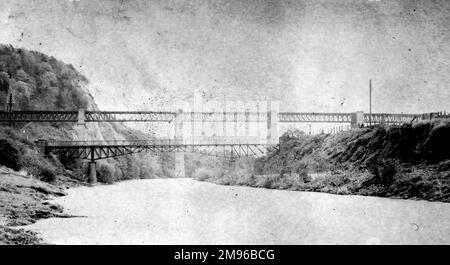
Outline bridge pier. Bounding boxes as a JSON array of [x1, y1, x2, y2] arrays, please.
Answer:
[[35, 139, 49, 156], [174, 109, 185, 178], [88, 161, 97, 185]]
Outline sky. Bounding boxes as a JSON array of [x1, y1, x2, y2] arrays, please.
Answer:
[[0, 0, 449, 114]]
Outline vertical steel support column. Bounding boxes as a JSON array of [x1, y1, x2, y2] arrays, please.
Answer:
[[234, 110, 238, 137], [256, 102, 261, 140], [266, 101, 279, 145], [211, 107, 216, 137], [201, 113, 205, 137], [245, 108, 250, 137], [193, 91, 202, 143], [191, 112, 195, 145], [174, 109, 185, 178], [223, 101, 227, 137]]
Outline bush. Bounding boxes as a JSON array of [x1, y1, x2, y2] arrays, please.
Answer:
[[379, 160, 397, 184], [255, 175, 276, 189], [246, 174, 257, 186], [367, 158, 397, 184], [97, 162, 115, 184], [0, 139, 23, 170], [39, 166, 57, 182], [192, 168, 216, 181]]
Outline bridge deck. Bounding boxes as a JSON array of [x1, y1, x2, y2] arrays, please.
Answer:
[[42, 139, 278, 160], [46, 139, 270, 146], [0, 110, 423, 123]]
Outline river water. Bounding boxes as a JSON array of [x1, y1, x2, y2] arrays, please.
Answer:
[[24, 178, 450, 244]]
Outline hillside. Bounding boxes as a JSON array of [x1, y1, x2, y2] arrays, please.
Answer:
[[194, 121, 450, 202], [0, 44, 174, 244], [0, 44, 173, 183]]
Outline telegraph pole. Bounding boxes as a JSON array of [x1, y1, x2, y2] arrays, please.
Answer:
[[369, 79, 372, 126]]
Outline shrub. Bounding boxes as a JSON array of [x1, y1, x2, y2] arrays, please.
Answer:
[[0, 139, 23, 170], [192, 168, 216, 181], [247, 174, 257, 186], [39, 166, 57, 182], [378, 159, 397, 184], [299, 170, 311, 183], [255, 175, 276, 189], [367, 158, 397, 184], [24, 157, 58, 183], [96, 162, 115, 184]]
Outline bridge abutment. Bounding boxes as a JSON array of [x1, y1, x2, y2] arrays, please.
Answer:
[[351, 111, 364, 128], [36, 139, 49, 156]]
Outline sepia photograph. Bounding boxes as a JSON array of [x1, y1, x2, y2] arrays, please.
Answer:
[[0, 0, 449, 253]]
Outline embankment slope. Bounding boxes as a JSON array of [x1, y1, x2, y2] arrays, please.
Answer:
[[0, 44, 170, 244], [195, 121, 450, 202]]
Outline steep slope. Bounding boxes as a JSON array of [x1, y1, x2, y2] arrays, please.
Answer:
[[195, 121, 450, 202], [0, 44, 171, 183], [0, 44, 178, 244]]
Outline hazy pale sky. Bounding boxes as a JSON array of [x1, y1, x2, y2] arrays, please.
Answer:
[[0, 0, 449, 113]]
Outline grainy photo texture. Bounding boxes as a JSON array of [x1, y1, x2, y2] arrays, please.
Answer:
[[0, 0, 449, 246]]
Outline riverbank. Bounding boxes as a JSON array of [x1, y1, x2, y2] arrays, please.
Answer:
[[193, 122, 450, 203], [24, 178, 450, 244], [195, 164, 450, 202], [0, 166, 80, 244]]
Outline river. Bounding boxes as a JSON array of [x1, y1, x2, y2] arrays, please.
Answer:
[[24, 178, 450, 244]]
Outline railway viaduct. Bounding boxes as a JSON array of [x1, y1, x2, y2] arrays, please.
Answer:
[[1, 97, 426, 184]]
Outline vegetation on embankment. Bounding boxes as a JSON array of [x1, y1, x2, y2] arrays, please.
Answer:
[[0, 165, 78, 245], [193, 120, 450, 202], [0, 44, 173, 184], [0, 44, 173, 244]]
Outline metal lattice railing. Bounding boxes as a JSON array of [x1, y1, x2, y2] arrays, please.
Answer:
[[84, 111, 176, 122], [42, 138, 279, 160], [46, 138, 268, 147], [1, 110, 445, 124], [279, 112, 353, 123]]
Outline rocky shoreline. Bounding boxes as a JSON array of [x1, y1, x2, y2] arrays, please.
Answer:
[[0, 166, 80, 245]]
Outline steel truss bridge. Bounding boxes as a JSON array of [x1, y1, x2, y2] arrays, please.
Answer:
[[41, 139, 279, 160], [0, 110, 421, 124]]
